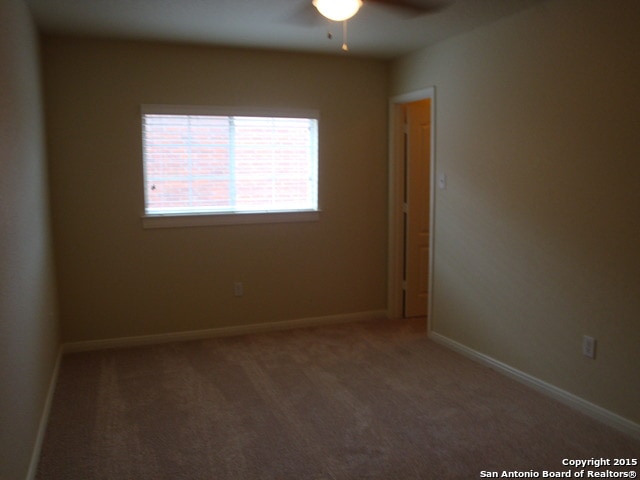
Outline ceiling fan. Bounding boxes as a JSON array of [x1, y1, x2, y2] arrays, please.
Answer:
[[312, 0, 448, 22], [295, 0, 451, 51]]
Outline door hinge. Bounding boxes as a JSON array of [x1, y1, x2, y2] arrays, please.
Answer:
[[402, 280, 408, 291], [403, 202, 408, 214]]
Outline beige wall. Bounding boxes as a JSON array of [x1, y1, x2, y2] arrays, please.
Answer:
[[42, 37, 390, 343], [392, 0, 640, 424], [0, 0, 60, 478]]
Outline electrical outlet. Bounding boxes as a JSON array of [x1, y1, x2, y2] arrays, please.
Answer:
[[234, 282, 244, 297], [582, 335, 596, 359]]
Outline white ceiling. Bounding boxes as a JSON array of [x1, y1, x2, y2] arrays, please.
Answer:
[[26, 0, 548, 58]]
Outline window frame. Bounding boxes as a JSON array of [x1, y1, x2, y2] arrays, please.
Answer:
[[140, 104, 321, 228]]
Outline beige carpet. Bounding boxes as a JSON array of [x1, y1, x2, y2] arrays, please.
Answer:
[[37, 318, 639, 479]]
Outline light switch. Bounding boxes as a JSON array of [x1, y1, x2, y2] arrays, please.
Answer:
[[438, 173, 447, 190]]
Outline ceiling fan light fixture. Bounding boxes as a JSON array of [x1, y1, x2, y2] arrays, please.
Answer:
[[312, 0, 363, 22]]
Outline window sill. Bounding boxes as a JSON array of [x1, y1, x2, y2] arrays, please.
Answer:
[[141, 210, 320, 229]]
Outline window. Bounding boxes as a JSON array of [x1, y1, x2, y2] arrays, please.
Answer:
[[141, 105, 319, 227]]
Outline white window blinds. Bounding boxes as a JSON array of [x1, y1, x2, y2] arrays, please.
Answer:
[[142, 107, 318, 216]]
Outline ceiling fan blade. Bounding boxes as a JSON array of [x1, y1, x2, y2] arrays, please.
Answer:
[[367, 0, 451, 16]]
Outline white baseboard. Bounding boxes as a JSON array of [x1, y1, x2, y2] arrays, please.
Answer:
[[429, 331, 640, 441], [62, 310, 388, 353], [26, 347, 62, 480]]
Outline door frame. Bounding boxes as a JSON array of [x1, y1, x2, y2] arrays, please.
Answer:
[[387, 87, 436, 322]]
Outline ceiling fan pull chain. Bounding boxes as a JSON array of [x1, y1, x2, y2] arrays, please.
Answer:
[[342, 19, 349, 51]]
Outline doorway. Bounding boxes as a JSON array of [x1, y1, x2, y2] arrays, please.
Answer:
[[388, 89, 435, 322]]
